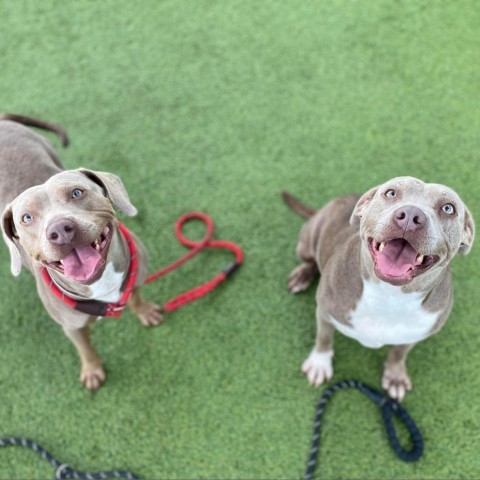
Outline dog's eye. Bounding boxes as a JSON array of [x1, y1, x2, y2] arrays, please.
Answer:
[[72, 188, 84, 199], [385, 189, 396, 198], [442, 203, 455, 215], [22, 213, 33, 224]]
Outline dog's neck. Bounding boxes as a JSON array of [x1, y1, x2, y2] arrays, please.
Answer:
[[47, 226, 130, 302]]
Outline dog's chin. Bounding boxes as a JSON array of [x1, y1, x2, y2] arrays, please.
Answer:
[[44, 225, 112, 285], [368, 237, 439, 287]]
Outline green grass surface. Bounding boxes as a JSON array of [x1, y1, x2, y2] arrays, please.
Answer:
[[0, 1, 479, 478]]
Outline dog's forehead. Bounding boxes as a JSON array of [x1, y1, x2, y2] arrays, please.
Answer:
[[379, 177, 463, 207], [379, 176, 425, 195], [424, 182, 463, 204], [10, 171, 102, 218], [45, 170, 101, 191]]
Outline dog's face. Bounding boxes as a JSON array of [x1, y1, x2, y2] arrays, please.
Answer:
[[351, 176, 475, 288], [1, 169, 137, 284]]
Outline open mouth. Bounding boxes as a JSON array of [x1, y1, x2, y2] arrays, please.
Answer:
[[45, 225, 112, 283], [369, 237, 439, 285]]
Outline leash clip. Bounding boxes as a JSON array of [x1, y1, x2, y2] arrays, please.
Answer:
[[223, 261, 241, 277]]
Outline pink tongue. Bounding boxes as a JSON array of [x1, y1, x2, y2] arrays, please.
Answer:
[[62, 245, 102, 281], [376, 239, 417, 277]]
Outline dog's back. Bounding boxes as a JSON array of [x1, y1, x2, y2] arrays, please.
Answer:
[[0, 114, 68, 209]]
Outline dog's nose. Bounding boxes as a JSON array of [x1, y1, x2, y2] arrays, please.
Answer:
[[393, 206, 426, 232], [46, 219, 76, 244]]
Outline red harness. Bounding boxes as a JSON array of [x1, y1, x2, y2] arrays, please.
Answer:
[[40, 212, 243, 318]]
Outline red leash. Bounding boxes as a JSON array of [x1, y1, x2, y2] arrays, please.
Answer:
[[41, 212, 243, 317], [145, 212, 244, 312]]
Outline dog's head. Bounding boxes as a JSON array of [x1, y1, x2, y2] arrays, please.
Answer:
[[350, 176, 475, 288], [1, 169, 137, 284]]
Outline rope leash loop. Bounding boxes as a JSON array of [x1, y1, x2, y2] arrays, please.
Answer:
[[305, 380, 424, 480], [174, 211, 214, 249], [380, 397, 424, 462], [145, 212, 244, 312], [145, 212, 214, 283], [355, 382, 423, 462]]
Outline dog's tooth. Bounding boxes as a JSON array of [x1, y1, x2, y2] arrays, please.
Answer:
[[379, 242, 386, 253], [416, 254, 424, 265]]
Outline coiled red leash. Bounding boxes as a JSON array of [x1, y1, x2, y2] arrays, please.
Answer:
[[41, 212, 243, 317], [145, 212, 243, 312]]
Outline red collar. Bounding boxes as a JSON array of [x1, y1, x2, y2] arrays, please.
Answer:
[[40, 223, 138, 318]]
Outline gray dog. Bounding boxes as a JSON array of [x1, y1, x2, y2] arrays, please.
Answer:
[[0, 114, 163, 391], [284, 177, 474, 400]]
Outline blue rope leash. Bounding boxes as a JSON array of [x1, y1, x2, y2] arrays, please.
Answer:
[[0, 437, 140, 480], [305, 379, 424, 480]]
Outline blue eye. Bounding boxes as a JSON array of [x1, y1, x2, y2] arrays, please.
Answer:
[[72, 189, 84, 199], [442, 204, 455, 215], [22, 213, 33, 224], [385, 189, 396, 198]]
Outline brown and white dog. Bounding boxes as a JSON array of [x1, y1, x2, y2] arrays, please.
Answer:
[[284, 177, 474, 400], [0, 114, 163, 391]]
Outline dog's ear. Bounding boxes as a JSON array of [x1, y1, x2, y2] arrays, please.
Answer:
[[1, 204, 22, 276], [78, 169, 138, 217], [458, 206, 475, 255], [349, 186, 379, 225]]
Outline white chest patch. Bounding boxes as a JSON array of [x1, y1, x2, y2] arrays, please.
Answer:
[[329, 279, 440, 348], [88, 263, 125, 303]]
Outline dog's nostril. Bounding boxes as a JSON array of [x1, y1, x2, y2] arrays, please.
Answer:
[[50, 232, 59, 240], [64, 226, 73, 233]]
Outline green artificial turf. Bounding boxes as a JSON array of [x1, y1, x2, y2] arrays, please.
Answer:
[[0, 1, 479, 478]]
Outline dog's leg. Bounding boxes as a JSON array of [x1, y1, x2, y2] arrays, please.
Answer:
[[128, 287, 164, 327], [382, 344, 415, 401], [288, 262, 318, 293], [302, 307, 335, 386], [63, 324, 105, 391], [288, 222, 319, 293]]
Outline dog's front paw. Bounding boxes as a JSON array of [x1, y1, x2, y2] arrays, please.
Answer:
[[136, 302, 164, 327], [301, 349, 334, 387], [382, 366, 412, 401], [288, 263, 317, 293], [127, 288, 164, 327], [80, 364, 106, 391]]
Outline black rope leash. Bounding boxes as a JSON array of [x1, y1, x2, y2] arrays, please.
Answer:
[[1, 380, 423, 479], [305, 379, 424, 480], [0, 437, 140, 480]]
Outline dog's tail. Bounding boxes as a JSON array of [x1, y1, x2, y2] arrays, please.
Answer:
[[281, 192, 315, 218], [0, 113, 69, 147]]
